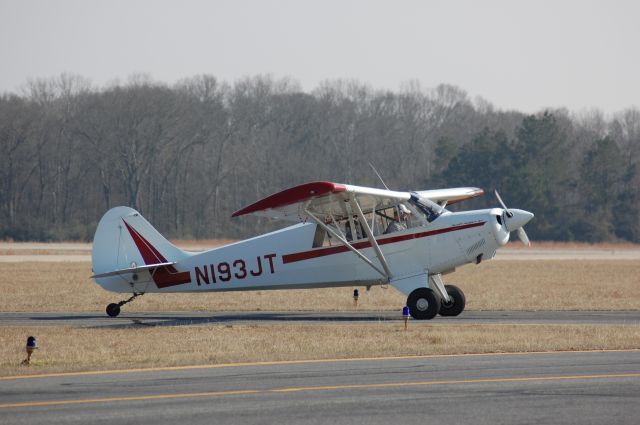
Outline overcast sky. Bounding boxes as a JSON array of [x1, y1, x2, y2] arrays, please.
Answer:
[[1, 0, 638, 113]]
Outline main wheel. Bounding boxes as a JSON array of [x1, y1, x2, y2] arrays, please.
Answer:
[[407, 288, 441, 320], [106, 303, 121, 317], [439, 284, 466, 317]]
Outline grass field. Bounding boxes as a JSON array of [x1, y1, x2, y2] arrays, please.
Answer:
[[1, 260, 639, 313], [2, 324, 639, 376], [1, 256, 639, 376]]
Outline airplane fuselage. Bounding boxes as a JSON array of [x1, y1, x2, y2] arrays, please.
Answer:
[[96, 208, 509, 294]]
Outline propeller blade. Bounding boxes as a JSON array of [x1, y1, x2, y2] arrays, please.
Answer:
[[495, 189, 534, 247], [494, 190, 513, 217], [494, 189, 507, 210], [517, 227, 531, 247]]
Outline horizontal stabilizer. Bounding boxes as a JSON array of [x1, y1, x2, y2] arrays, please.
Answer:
[[91, 262, 176, 279]]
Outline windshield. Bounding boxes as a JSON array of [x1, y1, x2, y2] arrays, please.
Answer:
[[409, 192, 447, 223]]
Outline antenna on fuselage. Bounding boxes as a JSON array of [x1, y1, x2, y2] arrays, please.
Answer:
[[368, 162, 390, 190], [369, 162, 407, 227]]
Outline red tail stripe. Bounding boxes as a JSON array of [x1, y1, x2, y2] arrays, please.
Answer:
[[122, 219, 191, 288], [123, 220, 173, 270]]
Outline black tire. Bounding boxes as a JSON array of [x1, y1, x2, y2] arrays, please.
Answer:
[[439, 284, 466, 317], [106, 303, 121, 317], [407, 288, 441, 320]]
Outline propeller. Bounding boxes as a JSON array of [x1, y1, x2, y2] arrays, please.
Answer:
[[494, 190, 533, 246], [516, 227, 531, 247], [494, 190, 511, 218]]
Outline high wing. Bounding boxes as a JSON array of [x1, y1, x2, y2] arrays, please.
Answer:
[[232, 181, 483, 222], [232, 181, 408, 222]]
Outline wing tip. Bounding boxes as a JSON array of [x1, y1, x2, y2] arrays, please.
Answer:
[[443, 187, 485, 205]]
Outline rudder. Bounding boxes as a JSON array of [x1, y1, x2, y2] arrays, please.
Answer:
[[92, 207, 191, 291]]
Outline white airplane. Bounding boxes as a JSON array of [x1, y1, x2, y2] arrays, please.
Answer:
[[92, 181, 533, 319]]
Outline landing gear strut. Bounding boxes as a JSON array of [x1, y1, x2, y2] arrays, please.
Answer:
[[106, 292, 143, 317]]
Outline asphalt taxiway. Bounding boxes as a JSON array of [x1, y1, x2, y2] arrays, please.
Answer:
[[1, 310, 638, 328], [1, 350, 638, 424]]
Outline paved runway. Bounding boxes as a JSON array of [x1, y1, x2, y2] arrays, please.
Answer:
[[1, 350, 638, 424], [2, 310, 639, 328], [3, 247, 640, 262]]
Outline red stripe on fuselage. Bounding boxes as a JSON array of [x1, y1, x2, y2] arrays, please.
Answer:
[[122, 220, 192, 288], [282, 221, 486, 264]]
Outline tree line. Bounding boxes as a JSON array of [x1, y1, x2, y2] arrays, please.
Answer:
[[1, 74, 639, 242]]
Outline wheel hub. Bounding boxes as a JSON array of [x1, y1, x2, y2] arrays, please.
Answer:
[[416, 298, 429, 311]]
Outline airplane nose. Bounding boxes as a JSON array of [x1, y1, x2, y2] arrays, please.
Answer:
[[507, 209, 534, 230]]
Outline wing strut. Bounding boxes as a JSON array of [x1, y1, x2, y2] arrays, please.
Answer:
[[304, 209, 389, 280], [328, 212, 345, 240], [349, 196, 393, 280]]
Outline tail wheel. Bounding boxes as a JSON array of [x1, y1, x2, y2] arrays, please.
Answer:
[[407, 288, 441, 320], [106, 303, 121, 317], [439, 284, 466, 317], [105, 292, 143, 317]]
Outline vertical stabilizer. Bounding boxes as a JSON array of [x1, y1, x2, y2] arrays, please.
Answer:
[[92, 207, 192, 291]]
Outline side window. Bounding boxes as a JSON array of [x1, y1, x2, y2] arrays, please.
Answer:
[[312, 224, 325, 248], [344, 217, 365, 241]]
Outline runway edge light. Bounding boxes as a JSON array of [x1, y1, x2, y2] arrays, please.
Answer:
[[21, 336, 38, 366], [402, 306, 410, 330]]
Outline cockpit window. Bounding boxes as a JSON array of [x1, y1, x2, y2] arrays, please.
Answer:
[[409, 193, 447, 223]]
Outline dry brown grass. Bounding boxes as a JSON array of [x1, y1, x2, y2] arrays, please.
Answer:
[[2, 324, 638, 376], [458, 260, 640, 310], [0, 249, 90, 256], [2, 258, 638, 377], [1, 260, 639, 312]]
